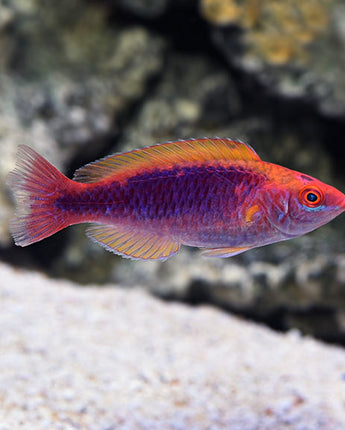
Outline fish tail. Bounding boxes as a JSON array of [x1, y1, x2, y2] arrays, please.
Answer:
[[6, 145, 71, 246]]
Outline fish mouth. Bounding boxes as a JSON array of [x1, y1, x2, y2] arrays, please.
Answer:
[[340, 195, 345, 211]]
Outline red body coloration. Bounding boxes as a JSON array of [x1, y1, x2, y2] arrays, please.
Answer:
[[7, 139, 345, 260]]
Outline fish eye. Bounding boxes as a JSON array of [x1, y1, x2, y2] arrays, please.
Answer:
[[299, 186, 324, 208]]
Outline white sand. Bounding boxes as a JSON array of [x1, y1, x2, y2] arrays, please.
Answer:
[[0, 262, 345, 429]]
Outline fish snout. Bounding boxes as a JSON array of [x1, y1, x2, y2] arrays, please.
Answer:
[[334, 190, 345, 212], [340, 193, 345, 209]]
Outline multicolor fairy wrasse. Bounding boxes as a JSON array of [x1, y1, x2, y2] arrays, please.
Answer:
[[7, 139, 345, 260]]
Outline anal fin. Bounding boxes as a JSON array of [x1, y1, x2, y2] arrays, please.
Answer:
[[202, 246, 252, 258], [86, 224, 180, 260]]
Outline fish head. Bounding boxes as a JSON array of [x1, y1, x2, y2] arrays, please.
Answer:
[[264, 169, 345, 238]]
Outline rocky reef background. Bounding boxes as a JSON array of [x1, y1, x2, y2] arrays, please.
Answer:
[[2, 0, 345, 344]]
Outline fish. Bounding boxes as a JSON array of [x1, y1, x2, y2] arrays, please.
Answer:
[[6, 138, 345, 260]]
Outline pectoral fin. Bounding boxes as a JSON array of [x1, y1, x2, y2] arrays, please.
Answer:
[[202, 246, 252, 258], [86, 224, 180, 260]]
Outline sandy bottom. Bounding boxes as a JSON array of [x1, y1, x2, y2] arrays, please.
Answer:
[[0, 263, 344, 429]]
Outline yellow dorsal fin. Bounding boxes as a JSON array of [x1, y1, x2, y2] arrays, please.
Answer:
[[73, 138, 261, 183], [86, 224, 180, 260]]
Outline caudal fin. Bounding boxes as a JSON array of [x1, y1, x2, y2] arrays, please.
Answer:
[[6, 145, 70, 246]]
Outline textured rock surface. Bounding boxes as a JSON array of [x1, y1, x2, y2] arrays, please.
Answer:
[[1, 262, 345, 429], [116, 0, 196, 18], [117, 0, 171, 17], [203, 0, 345, 117], [117, 53, 242, 152]]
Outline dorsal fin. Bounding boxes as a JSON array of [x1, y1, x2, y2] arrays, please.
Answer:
[[73, 138, 261, 183]]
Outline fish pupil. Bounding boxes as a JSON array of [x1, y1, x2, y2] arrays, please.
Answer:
[[307, 192, 318, 202]]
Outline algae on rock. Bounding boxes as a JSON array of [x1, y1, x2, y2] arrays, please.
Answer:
[[203, 0, 345, 117]]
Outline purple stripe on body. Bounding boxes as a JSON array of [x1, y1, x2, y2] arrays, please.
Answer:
[[56, 164, 266, 227]]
